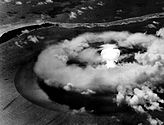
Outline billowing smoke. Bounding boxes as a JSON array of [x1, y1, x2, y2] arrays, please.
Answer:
[[147, 115, 163, 125], [34, 28, 164, 122]]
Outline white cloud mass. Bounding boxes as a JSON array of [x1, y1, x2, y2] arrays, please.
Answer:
[[34, 28, 164, 115]]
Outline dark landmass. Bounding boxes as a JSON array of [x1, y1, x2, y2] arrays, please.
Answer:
[[0, 0, 164, 25], [1, 0, 164, 125]]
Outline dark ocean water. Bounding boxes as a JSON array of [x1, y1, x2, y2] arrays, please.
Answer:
[[4, 0, 164, 124]]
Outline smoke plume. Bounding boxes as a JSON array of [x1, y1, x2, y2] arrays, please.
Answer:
[[34, 28, 164, 120]]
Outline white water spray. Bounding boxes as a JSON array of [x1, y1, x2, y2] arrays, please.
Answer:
[[100, 44, 120, 68]]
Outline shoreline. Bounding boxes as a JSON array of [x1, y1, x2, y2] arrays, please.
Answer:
[[1, 12, 164, 38]]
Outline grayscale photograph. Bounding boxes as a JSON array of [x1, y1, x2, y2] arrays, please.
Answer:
[[0, 0, 164, 125]]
